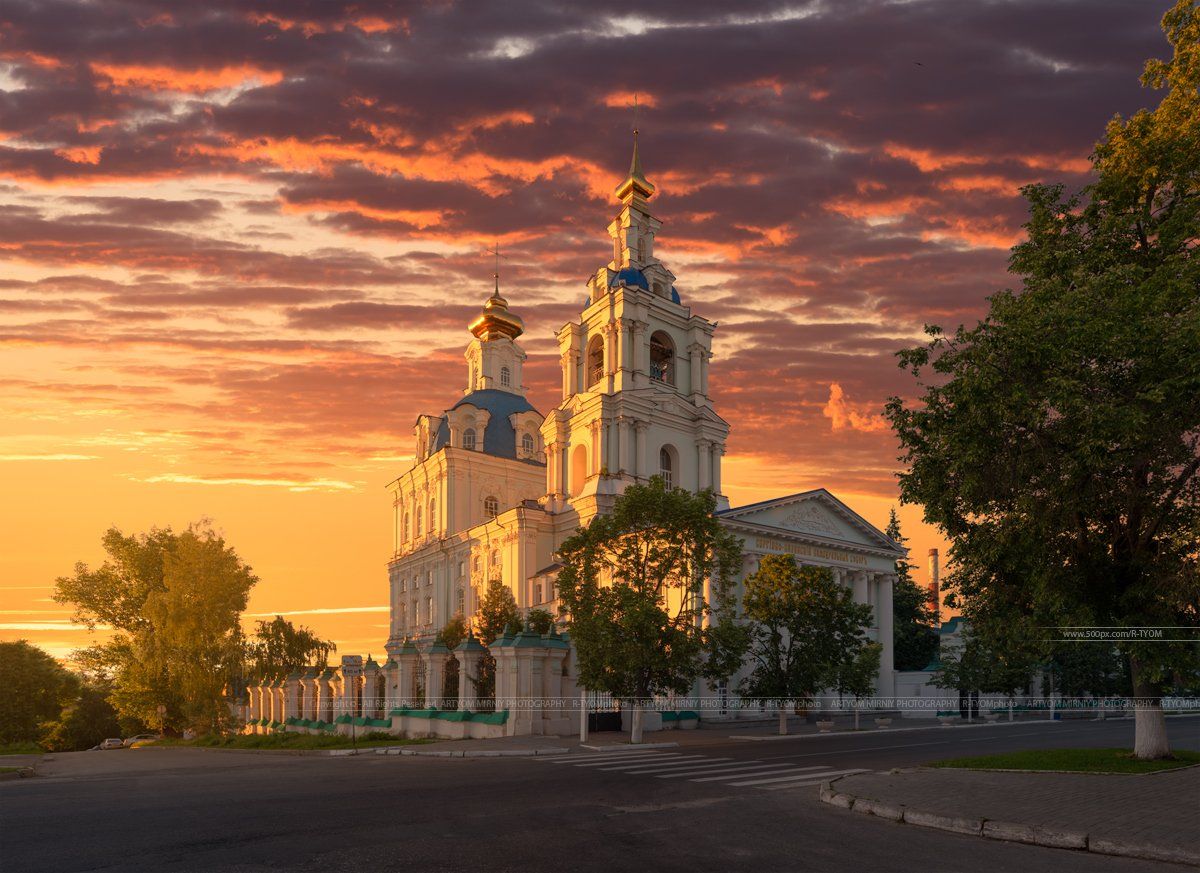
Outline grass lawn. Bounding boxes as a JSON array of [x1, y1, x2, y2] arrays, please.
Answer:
[[0, 742, 44, 756], [157, 731, 434, 751], [930, 747, 1200, 774], [0, 766, 22, 773]]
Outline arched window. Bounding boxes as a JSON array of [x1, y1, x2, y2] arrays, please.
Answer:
[[659, 445, 675, 489], [456, 587, 465, 616], [428, 498, 436, 532], [571, 444, 588, 497], [462, 427, 476, 450], [491, 549, 500, 567], [416, 510, 423, 537], [403, 513, 409, 541], [473, 555, 481, 573], [637, 235, 646, 263], [398, 603, 407, 627], [484, 495, 499, 518], [425, 596, 433, 625], [521, 433, 534, 455], [586, 334, 604, 387], [500, 366, 511, 387], [650, 331, 674, 384]]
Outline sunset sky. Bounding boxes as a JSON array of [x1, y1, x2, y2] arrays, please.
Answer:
[[0, 1, 1173, 661]]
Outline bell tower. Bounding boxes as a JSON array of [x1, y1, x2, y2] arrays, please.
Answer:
[[464, 274, 527, 397], [541, 132, 730, 524]]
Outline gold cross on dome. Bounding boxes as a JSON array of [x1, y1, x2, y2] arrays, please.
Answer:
[[629, 92, 641, 133], [485, 241, 507, 292]]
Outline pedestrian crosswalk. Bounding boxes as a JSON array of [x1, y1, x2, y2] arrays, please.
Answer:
[[536, 748, 871, 792]]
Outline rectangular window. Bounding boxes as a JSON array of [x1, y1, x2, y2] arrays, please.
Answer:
[[534, 583, 543, 604]]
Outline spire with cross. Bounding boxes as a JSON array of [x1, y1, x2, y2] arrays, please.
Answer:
[[485, 241, 507, 297], [615, 93, 654, 203]]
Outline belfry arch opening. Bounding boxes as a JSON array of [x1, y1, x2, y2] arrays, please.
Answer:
[[586, 335, 604, 388], [659, 444, 677, 489], [650, 331, 674, 385]]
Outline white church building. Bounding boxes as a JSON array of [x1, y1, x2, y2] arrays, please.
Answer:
[[245, 137, 906, 738]]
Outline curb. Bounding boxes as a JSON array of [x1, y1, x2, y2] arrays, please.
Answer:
[[818, 778, 1200, 867], [730, 711, 1200, 742], [376, 746, 570, 758], [141, 745, 387, 757], [729, 719, 1059, 742], [581, 741, 679, 751]]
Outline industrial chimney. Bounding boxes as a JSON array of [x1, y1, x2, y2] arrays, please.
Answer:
[[928, 548, 940, 627]]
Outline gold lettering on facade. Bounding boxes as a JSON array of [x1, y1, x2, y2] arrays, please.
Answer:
[[752, 537, 867, 565]]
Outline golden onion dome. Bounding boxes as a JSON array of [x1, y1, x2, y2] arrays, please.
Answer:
[[469, 290, 524, 340]]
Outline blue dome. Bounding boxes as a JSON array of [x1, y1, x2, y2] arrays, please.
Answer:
[[670, 286, 681, 304], [609, 267, 649, 291], [432, 390, 542, 463]]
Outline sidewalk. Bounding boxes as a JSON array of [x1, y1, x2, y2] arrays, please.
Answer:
[[821, 766, 1200, 867]]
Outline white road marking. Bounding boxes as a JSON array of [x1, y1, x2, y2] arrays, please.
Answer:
[[761, 771, 870, 791], [727, 767, 867, 787], [571, 753, 686, 768], [544, 750, 668, 764], [596, 757, 734, 773], [592, 755, 709, 771], [689, 764, 828, 783]]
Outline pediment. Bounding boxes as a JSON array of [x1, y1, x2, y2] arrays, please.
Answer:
[[719, 489, 901, 553]]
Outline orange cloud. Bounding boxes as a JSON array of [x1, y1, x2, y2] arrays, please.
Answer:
[[603, 91, 658, 108], [91, 62, 284, 93], [823, 383, 889, 433], [54, 146, 103, 165]]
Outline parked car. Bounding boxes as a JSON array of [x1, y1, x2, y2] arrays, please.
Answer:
[[122, 734, 159, 747], [99, 738, 125, 750]]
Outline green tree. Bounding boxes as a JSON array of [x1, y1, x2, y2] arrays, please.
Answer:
[[885, 1, 1200, 759], [0, 641, 78, 745], [932, 625, 1036, 718], [557, 478, 744, 742], [438, 615, 469, 705], [475, 579, 520, 645], [55, 524, 258, 735], [526, 608, 555, 635], [471, 580, 521, 708], [740, 556, 877, 735], [39, 682, 122, 752], [246, 616, 336, 682], [885, 509, 939, 671]]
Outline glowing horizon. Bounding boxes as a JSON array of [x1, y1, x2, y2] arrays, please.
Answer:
[[0, 0, 1171, 662]]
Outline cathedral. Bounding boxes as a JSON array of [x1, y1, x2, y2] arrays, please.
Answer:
[[246, 136, 906, 738]]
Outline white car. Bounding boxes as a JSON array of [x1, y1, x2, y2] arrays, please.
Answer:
[[99, 738, 124, 750], [123, 734, 159, 747]]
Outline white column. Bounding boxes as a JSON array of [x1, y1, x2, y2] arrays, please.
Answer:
[[630, 321, 646, 384], [853, 569, 868, 605], [878, 574, 895, 696], [616, 417, 630, 474], [712, 443, 724, 495], [696, 438, 711, 490], [689, 344, 703, 396], [634, 421, 649, 479]]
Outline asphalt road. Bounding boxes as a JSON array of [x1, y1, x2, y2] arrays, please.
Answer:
[[2, 718, 1196, 873]]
